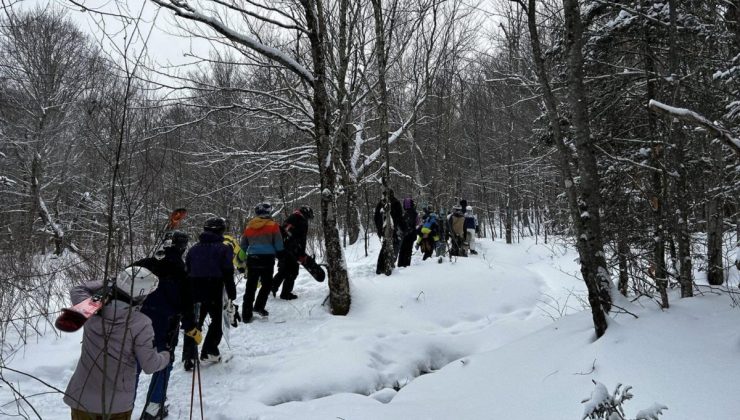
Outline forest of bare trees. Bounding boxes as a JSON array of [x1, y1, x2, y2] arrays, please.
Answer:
[[1, 0, 738, 351]]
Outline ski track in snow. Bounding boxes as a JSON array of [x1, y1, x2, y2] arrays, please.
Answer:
[[0, 237, 586, 419]]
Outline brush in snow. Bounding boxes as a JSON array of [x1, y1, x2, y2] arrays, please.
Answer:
[[54, 208, 187, 333]]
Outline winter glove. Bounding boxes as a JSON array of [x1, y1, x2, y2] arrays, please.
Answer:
[[237, 266, 245, 274], [185, 328, 203, 345], [415, 242, 420, 250]]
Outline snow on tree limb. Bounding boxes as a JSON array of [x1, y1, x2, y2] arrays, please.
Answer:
[[150, 0, 315, 84], [648, 99, 740, 156]]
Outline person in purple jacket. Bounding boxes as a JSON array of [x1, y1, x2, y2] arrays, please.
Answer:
[[182, 217, 237, 367], [63, 266, 170, 420]]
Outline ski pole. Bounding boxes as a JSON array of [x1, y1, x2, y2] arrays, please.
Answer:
[[189, 303, 201, 420]]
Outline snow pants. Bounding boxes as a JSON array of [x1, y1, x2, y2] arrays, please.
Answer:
[[466, 229, 476, 252], [397, 230, 416, 267], [272, 256, 299, 296], [137, 314, 179, 405], [182, 299, 223, 359], [244, 258, 275, 312]]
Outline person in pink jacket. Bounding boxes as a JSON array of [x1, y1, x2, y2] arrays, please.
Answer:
[[63, 266, 170, 420]]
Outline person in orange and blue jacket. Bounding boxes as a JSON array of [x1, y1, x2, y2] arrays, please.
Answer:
[[239, 202, 284, 323]]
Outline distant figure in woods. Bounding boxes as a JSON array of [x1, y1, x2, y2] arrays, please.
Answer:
[[417, 204, 444, 262], [272, 205, 315, 300], [63, 267, 170, 420], [134, 231, 191, 419], [447, 204, 468, 257], [374, 189, 405, 274], [464, 205, 479, 255], [397, 197, 419, 267], [183, 217, 237, 367], [240, 202, 284, 322]]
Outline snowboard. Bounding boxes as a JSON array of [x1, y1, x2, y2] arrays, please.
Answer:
[[54, 290, 108, 332], [301, 254, 326, 282]]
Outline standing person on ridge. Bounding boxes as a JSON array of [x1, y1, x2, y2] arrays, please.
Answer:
[[134, 231, 191, 419], [63, 267, 170, 420], [183, 217, 237, 367], [464, 205, 479, 255], [240, 202, 284, 322], [272, 205, 314, 300], [416, 204, 442, 262], [397, 197, 419, 267], [447, 204, 468, 257]]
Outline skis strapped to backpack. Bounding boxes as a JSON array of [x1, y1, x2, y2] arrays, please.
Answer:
[[54, 208, 188, 333]]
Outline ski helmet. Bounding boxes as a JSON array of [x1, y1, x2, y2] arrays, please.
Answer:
[[466, 205, 473, 213], [452, 204, 463, 215], [116, 266, 158, 302], [255, 202, 273, 216], [299, 205, 314, 219], [204, 217, 227, 234], [164, 230, 188, 252]]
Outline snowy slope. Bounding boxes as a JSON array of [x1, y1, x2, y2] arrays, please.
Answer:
[[2, 236, 739, 419]]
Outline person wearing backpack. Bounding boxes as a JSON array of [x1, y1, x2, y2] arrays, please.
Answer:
[[397, 198, 419, 267], [63, 267, 170, 420], [417, 205, 441, 261], [447, 204, 468, 257]]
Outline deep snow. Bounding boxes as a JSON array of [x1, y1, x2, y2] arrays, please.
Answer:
[[2, 236, 739, 419]]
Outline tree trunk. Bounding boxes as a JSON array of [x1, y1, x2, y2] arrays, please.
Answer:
[[305, 0, 351, 314], [526, 0, 611, 337], [563, 0, 613, 307], [668, 0, 693, 297], [617, 231, 630, 296], [372, 0, 395, 276], [643, 15, 668, 308]]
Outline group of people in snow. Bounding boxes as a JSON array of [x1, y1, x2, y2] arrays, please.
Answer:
[[63, 204, 320, 420], [374, 191, 480, 272]]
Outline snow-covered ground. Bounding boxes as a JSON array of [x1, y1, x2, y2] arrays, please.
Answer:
[[2, 236, 739, 419]]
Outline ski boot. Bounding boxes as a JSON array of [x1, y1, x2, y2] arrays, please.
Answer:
[[200, 353, 222, 363], [254, 308, 269, 317], [183, 359, 195, 372], [280, 293, 298, 300]]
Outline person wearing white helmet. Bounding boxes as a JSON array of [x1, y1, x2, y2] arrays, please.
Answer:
[[63, 266, 170, 420], [464, 205, 479, 255]]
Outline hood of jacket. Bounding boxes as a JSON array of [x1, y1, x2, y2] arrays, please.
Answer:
[[198, 230, 224, 243], [247, 216, 272, 230]]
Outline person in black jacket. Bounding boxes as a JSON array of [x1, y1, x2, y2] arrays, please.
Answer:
[[183, 217, 237, 366], [374, 189, 405, 274], [397, 197, 418, 267], [134, 231, 190, 419], [271, 206, 314, 300]]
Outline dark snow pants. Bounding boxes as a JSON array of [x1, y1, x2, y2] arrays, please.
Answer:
[[397, 231, 416, 267], [272, 257, 299, 296], [244, 259, 274, 312], [182, 299, 222, 359]]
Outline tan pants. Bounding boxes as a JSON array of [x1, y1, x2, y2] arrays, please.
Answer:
[[71, 408, 132, 420]]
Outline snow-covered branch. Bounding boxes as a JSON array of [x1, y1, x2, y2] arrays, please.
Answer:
[[150, 0, 315, 84], [648, 100, 740, 156]]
